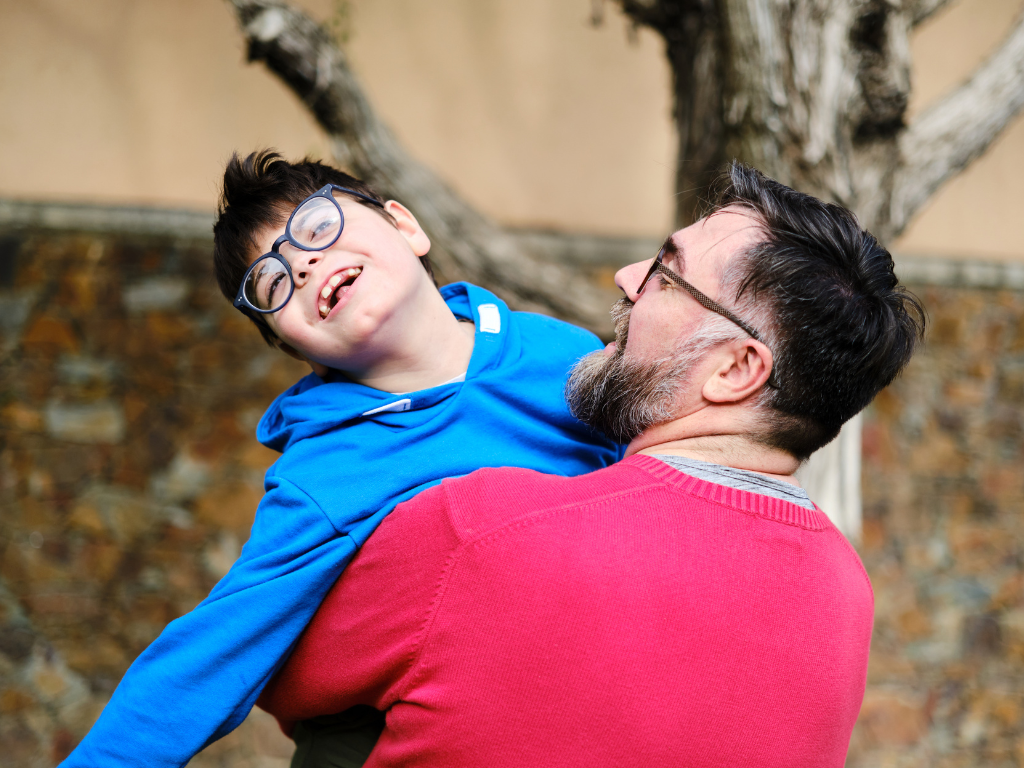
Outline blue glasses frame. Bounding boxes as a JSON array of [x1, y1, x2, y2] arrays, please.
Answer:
[[233, 184, 385, 315]]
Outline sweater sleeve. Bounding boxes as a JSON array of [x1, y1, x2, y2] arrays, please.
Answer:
[[60, 477, 357, 768], [258, 482, 459, 722]]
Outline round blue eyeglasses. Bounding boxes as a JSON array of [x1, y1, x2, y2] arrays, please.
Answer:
[[233, 184, 385, 315]]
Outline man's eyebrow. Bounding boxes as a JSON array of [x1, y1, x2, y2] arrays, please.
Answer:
[[661, 236, 684, 268]]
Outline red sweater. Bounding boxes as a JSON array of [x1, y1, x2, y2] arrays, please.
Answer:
[[259, 455, 873, 767]]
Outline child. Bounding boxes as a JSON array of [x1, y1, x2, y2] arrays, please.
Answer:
[[60, 151, 621, 767]]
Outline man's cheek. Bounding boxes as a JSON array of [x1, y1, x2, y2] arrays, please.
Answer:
[[621, 313, 650, 353]]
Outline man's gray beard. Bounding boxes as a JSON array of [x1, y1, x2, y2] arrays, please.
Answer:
[[565, 298, 737, 443]]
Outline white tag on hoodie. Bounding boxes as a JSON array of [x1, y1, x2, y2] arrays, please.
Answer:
[[477, 304, 501, 334]]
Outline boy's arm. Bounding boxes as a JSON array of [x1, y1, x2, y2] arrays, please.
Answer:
[[258, 481, 458, 721], [60, 477, 354, 768]]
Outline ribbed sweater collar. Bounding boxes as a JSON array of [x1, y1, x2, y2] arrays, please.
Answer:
[[623, 454, 831, 532]]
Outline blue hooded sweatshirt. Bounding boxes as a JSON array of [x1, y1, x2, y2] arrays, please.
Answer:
[[62, 283, 622, 767]]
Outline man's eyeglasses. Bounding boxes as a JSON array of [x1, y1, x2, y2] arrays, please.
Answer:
[[233, 184, 385, 315], [637, 245, 780, 390]]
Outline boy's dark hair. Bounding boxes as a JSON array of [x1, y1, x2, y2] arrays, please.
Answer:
[[708, 162, 926, 461], [212, 150, 435, 346]]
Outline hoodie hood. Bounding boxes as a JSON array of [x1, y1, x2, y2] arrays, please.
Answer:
[[256, 282, 501, 453]]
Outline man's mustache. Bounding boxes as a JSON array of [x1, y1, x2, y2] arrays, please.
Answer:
[[609, 297, 634, 352]]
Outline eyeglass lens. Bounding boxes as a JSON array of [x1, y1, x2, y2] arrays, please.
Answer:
[[288, 196, 342, 250], [244, 255, 291, 311]]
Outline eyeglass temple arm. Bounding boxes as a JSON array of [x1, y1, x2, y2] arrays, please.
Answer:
[[330, 185, 385, 209], [654, 263, 780, 390]]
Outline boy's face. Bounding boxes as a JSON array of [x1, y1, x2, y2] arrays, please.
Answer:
[[252, 195, 432, 372]]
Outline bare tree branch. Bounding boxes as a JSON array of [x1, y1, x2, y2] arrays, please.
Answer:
[[227, 0, 618, 335], [616, 0, 667, 29], [910, 0, 957, 28], [890, 10, 1024, 235]]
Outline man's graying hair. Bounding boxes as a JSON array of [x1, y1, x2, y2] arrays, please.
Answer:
[[708, 163, 926, 461]]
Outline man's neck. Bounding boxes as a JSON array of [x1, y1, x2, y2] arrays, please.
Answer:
[[627, 425, 802, 486]]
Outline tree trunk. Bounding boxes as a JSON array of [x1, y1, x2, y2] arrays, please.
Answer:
[[618, 0, 1024, 239]]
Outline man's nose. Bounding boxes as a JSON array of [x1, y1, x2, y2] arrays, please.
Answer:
[[614, 260, 649, 302]]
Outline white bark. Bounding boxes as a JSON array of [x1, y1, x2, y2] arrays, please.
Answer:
[[891, 10, 1024, 236], [620, 0, 1024, 243]]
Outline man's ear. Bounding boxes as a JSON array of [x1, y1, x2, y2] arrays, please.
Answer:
[[384, 200, 431, 257], [701, 339, 774, 404], [276, 340, 329, 379]]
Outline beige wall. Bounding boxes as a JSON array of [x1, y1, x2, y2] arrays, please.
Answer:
[[897, 0, 1024, 261], [0, 0, 1022, 258], [0, 0, 672, 236], [0, 0, 334, 209]]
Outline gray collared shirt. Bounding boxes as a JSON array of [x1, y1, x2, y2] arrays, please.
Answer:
[[653, 454, 815, 510]]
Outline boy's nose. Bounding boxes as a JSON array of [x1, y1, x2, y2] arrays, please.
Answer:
[[289, 249, 322, 286]]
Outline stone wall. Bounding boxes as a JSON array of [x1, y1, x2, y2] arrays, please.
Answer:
[[849, 283, 1024, 768], [0, 226, 303, 766], [2, 215, 1023, 767]]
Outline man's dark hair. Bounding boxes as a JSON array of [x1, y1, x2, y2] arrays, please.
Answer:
[[707, 162, 926, 461], [212, 150, 434, 346]]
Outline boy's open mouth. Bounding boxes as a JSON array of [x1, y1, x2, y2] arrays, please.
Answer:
[[319, 267, 362, 319]]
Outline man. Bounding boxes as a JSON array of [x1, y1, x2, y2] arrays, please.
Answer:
[[257, 164, 925, 767]]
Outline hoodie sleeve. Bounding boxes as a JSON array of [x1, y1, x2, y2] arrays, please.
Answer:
[[59, 477, 354, 768]]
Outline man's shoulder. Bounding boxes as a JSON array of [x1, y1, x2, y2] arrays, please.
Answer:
[[421, 460, 655, 542]]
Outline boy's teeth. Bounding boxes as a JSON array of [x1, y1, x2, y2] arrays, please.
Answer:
[[318, 268, 363, 318]]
